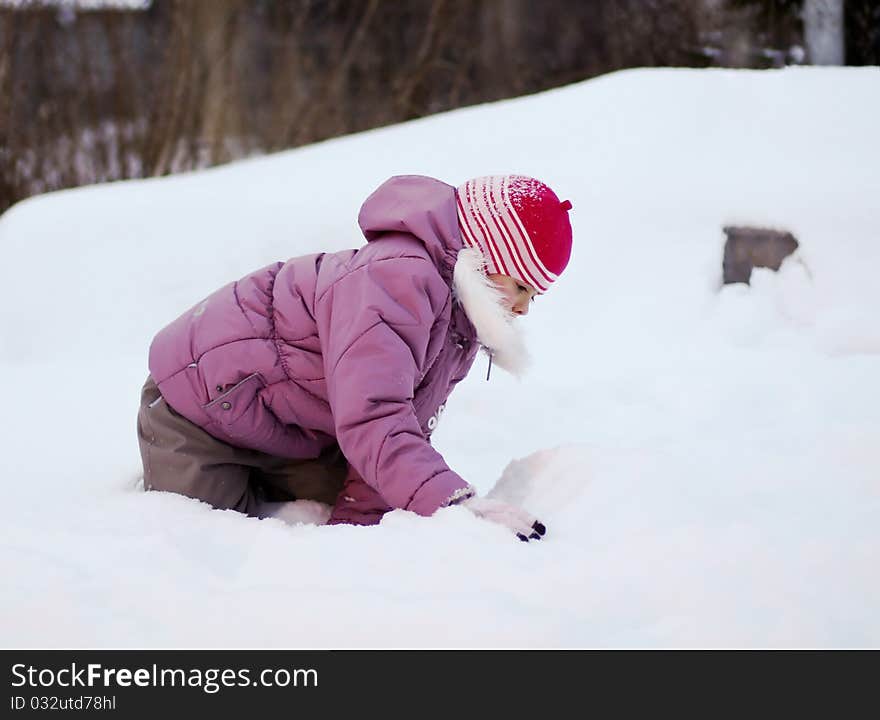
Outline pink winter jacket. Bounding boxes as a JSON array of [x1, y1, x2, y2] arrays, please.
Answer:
[[148, 175, 480, 520]]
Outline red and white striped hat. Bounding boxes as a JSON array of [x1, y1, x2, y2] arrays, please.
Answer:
[[455, 175, 573, 294]]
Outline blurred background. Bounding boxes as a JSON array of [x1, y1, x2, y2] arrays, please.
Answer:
[[1, 0, 878, 216]]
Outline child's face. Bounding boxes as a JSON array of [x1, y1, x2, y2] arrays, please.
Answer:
[[486, 273, 538, 316]]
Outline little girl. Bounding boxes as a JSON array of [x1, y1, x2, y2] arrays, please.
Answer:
[[137, 174, 572, 541]]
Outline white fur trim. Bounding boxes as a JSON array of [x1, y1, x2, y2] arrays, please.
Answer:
[[452, 247, 530, 377], [443, 485, 477, 507]]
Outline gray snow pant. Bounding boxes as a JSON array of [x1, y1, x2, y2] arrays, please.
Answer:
[[136, 375, 347, 516]]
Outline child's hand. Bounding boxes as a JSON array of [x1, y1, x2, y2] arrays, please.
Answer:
[[461, 496, 547, 542]]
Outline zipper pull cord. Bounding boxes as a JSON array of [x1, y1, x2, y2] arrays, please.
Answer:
[[486, 351, 493, 381]]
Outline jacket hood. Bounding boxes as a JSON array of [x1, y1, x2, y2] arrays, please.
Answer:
[[358, 175, 462, 283], [358, 175, 530, 378]]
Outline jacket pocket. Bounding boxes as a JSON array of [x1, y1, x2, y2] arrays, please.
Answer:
[[202, 373, 266, 431]]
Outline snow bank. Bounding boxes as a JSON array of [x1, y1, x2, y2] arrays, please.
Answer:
[[1, 66, 878, 648]]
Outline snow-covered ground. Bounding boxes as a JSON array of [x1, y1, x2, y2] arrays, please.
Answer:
[[1, 67, 878, 648]]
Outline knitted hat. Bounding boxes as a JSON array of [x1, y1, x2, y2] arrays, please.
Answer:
[[455, 175, 573, 294]]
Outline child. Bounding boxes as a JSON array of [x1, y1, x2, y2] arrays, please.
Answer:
[[137, 174, 572, 541]]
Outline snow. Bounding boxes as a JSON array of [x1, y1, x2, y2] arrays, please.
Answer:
[[1, 66, 878, 648]]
